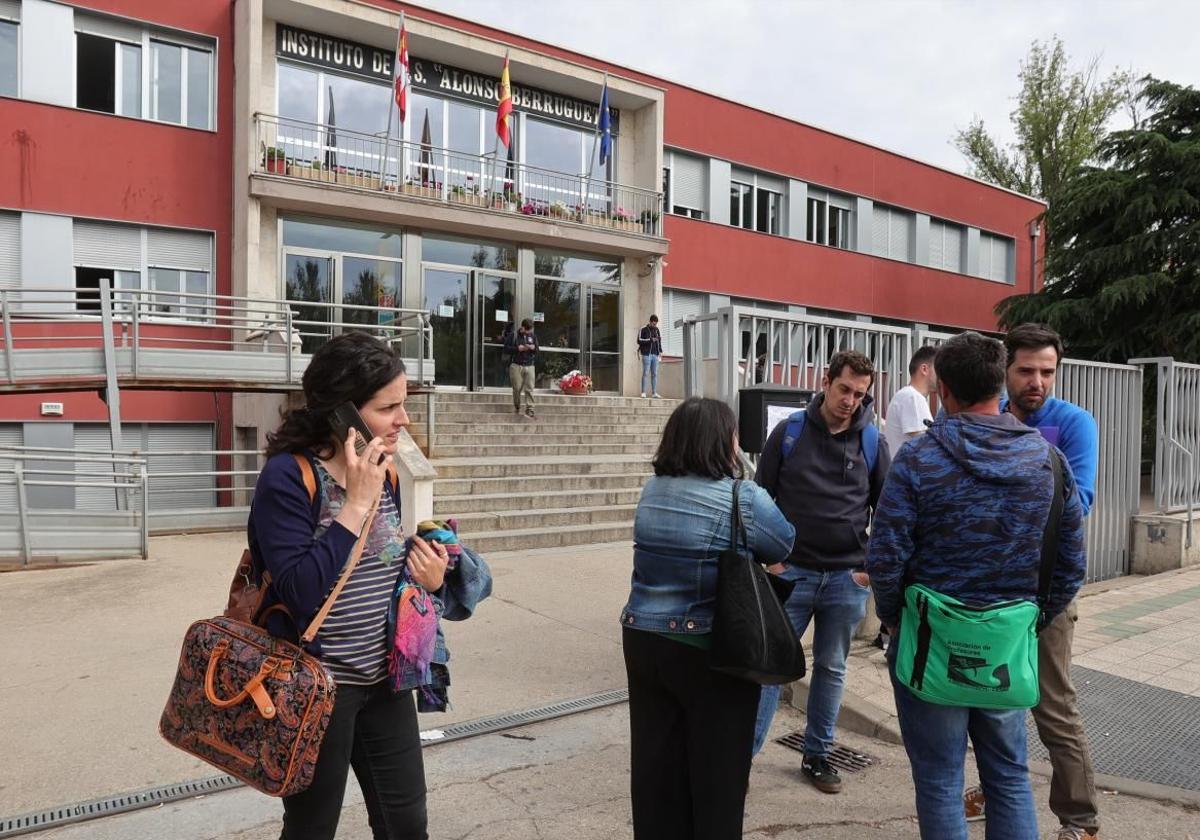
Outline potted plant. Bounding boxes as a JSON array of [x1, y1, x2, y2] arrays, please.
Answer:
[[264, 146, 287, 175], [549, 200, 570, 219], [449, 184, 467, 204], [613, 207, 636, 231], [640, 209, 661, 235], [504, 186, 520, 212], [559, 370, 593, 396]]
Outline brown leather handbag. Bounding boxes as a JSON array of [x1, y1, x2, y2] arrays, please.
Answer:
[[160, 456, 379, 797]]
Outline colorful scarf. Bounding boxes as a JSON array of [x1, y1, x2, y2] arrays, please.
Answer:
[[388, 519, 460, 707]]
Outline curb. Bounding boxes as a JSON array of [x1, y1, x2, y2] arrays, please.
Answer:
[[789, 681, 904, 746]]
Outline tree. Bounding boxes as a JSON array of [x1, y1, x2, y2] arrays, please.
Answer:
[[954, 37, 1130, 265], [996, 79, 1200, 362]]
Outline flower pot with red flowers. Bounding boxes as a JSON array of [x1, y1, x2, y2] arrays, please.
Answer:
[[559, 370, 593, 395]]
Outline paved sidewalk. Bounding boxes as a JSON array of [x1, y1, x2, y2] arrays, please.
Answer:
[[827, 566, 1200, 796]]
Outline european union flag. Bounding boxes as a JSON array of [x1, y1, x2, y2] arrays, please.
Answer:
[[598, 81, 612, 166]]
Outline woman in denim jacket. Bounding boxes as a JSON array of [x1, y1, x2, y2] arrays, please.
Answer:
[[620, 397, 795, 840]]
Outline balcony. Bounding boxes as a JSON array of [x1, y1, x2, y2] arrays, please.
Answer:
[[0, 284, 435, 394], [252, 113, 665, 243]]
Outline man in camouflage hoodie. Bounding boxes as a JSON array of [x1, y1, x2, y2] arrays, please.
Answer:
[[867, 331, 1087, 840]]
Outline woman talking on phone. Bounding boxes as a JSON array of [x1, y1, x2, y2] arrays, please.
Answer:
[[247, 332, 489, 840]]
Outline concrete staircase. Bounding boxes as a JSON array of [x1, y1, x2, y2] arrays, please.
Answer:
[[406, 392, 677, 553]]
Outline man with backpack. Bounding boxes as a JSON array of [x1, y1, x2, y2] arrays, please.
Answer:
[[750, 349, 891, 794], [637, 314, 663, 398], [866, 331, 1086, 839]]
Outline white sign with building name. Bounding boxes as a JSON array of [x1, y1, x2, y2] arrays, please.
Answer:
[[437, 305, 454, 318], [532, 312, 545, 323], [495, 310, 508, 322]]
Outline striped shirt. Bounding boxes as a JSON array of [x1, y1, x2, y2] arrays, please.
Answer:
[[313, 463, 406, 686]]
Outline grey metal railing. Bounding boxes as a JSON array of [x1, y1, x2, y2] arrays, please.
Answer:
[[1130, 357, 1198, 539], [0, 447, 149, 565], [0, 284, 435, 389], [254, 113, 663, 236], [680, 305, 914, 422]]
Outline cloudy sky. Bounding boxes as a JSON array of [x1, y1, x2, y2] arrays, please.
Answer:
[[415, 0, 1200, 175]]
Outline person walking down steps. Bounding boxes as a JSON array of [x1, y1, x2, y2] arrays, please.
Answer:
[[505, 318, 538, 419]]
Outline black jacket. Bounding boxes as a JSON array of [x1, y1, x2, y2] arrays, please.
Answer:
[[505, 328, 538, 366], [637, 325, 662, 356], [754, 393, 892, 570]]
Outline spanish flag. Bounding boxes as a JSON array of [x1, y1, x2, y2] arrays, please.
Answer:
[[496, 52, 512, 148]]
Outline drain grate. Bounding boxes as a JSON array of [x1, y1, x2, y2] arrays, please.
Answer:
[[1027, 665, 1200, 792], [0, 775, 243, 838], [774, 733, 877, 773], [0, 687, 631, 839]]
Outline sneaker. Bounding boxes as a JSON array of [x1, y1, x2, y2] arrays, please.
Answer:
[[652, 392, 662, 398], [640, 392, 647, 398], [964, 785, 986, 821], [800, 755, 841, 794], [525, 410, 537, 419], [1056, 828, 1098, 840]]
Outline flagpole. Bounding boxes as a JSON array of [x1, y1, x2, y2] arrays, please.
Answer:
[[583, 71, 608, 216], [382, 10, 405, 191], [488, 50, 511, 205]]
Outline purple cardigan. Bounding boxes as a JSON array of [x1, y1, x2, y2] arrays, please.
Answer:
[[247, 451, 400, 654]]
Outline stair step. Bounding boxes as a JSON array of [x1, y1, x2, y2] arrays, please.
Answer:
[[407, 403, 677, 419], [429, 432, 659, 446], [433, 442, 657, 458], [432, 455, 652, 479], [454, 503, 636, 531], [435, 472, 650, 496], [412, 392, 679, 408], [460, 522, 635, 554], [435, 487, 643, 514]]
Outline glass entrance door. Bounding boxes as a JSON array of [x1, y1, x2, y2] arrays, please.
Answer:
[[284, 250, 333, 355], [475, 272, 516, 389], [423, 266, 516, 389], [586, 286, 621, 393], [424, 267, 470, 388], [341, 256, 402, 328]]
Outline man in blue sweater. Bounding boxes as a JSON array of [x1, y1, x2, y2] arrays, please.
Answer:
[[962, 323, 1101, 840], [868, 331, 1087, 840]]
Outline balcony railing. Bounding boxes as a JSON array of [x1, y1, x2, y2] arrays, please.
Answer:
[[254, 113, 664, 237], [0, 284, 436, 390]]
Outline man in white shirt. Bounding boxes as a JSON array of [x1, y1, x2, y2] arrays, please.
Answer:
[[884, 346, 936, 457]]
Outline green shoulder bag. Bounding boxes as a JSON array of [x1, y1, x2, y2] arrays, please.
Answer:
[[894, 449, 1065, 709]]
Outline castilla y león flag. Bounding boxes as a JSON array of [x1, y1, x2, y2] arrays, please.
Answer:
[[394, 12, 409, 122]]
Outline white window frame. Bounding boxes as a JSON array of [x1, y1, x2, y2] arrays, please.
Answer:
[[75, 16, 214, 130], [730, 179, 753, 230], [0, 11, 19, 99], [664, 150, 707, 219], [73, 223, 215, 322]]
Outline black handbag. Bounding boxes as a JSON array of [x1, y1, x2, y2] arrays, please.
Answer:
[[710, 480, 807, 685]]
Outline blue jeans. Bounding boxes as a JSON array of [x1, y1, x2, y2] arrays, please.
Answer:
[[890, 657, 1038, 840], [751, 566, 869, 756], [641, 353, 659, 394]]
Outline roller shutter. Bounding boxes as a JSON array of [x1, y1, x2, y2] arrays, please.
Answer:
[[147, 229, 213, 271], [0, 211, 18, 290], [74, 220, 141, 269], [0, 424, 22, 509], [671, 153, 707, 211]]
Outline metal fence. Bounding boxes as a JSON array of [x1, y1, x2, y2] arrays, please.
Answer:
[[678, 310, 1143, 583], [1055, 360, 1144, 581], [1130, 357, 1199, 539], [0, 447, 149, 564], [255, 113, 663, 236], [679, 305, 915, 420]]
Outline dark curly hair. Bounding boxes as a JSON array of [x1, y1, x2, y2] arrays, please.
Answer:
[[265, 332, 407, 459]]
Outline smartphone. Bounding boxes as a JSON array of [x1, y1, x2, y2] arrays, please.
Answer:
[[330, 402, 388, 466]]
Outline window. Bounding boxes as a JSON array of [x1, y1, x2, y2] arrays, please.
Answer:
[[730, 181, 752, 229], [872, 204, 915, 262], [75, 18, 213, 128], [73, 219, 213, 318], [0, 210, 18, 291], [0, 18, 17, 98], [662, 166, 671, 211], [756, 188, 782, 235], [977, 232, 1014, 283], [806, 188, 852, 248], [666, 151, 707, 220], [928, 219, 964, 273]]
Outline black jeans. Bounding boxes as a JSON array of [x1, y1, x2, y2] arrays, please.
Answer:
[[281, 682, 427, 840], [623, 627, 761, 840]]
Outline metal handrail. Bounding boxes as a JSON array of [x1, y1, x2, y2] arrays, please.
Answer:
[[0, 285, 436, 388], [1130, 356, 1196, 545], [254, 112, 664, 236]]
